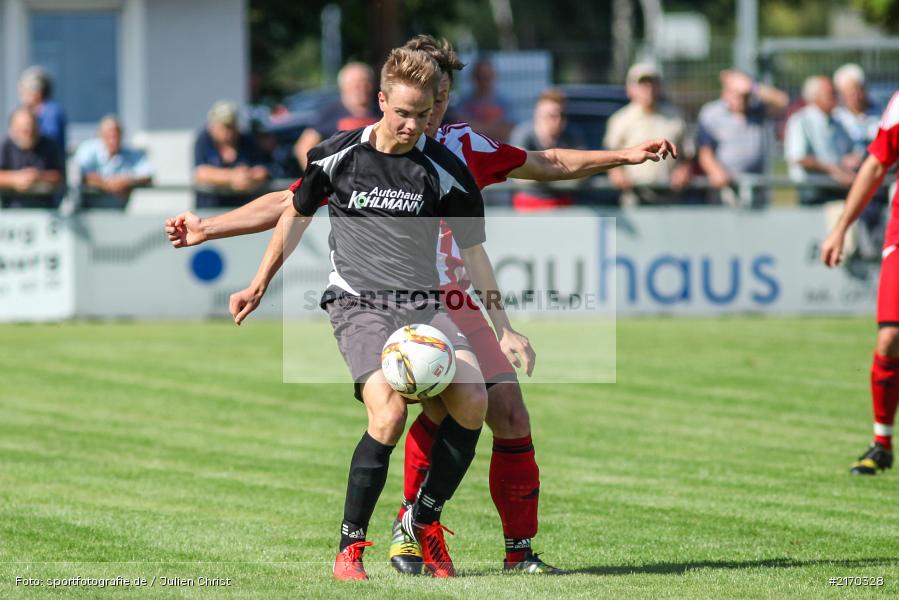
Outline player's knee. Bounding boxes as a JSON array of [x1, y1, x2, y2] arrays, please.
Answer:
[[470, 384, 488, 415], [487, 384, 531, 438], [421, 400, 448, 426], [454, 383, 488, 428], [368, 400, 408, 444]]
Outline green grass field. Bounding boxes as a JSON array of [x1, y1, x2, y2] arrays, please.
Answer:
[[1, 317, 898, 599]]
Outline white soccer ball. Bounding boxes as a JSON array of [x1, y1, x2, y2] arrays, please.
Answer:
[[381, 324, 456, 400]]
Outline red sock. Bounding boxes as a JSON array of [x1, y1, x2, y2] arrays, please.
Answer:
[[399, 413, 438, 518], [490, 435, 539, 563], [871, 353, 899, 450]]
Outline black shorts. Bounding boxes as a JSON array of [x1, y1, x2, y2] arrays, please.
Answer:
[[324, 295, 472, 401]]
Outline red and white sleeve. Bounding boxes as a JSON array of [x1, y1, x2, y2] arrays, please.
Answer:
[[869, 92, 899, 168], [441, 123, 527, 189]]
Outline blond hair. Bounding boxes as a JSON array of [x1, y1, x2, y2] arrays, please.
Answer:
[[402, 35, 465, 83], [380, 47, 441, 97]]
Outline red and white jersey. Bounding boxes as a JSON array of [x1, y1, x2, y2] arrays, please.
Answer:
[[435, 122, 527, 286], [869, 92, 899, 248]]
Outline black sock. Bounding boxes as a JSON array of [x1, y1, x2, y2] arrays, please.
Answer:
[[414, 416, 481, 525], [340, 431, 395, 551]]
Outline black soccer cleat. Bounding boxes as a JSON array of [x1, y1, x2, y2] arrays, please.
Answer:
[[388, 516, 423, 575], [849, 442, 893, 475], [503, 550, 567, 574]]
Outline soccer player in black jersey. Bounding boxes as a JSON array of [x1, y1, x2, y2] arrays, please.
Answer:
[[228, 47, 532, 580]]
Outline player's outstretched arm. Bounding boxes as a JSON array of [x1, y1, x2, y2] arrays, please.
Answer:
[[460, 243, 536, 376], [230, 205, 313, 325], [821, 154, 887, 268], [509, 138, 678, 182], [165, 189, 293, 248]]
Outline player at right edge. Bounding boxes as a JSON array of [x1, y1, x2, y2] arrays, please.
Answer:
[[822, 91, 899, 475]]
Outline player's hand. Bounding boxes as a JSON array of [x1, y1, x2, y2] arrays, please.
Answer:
[[623, 139, 678, 165], [164, 211, 206, 248], [821, 228, 846, 267], [229, 286, 264, 325], [498, 327, 536, 377]]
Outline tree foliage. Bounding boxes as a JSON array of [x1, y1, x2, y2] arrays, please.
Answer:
[[854, 0, 899, 32], [250, 0, 869, 102], [249, 0, 464, 102]]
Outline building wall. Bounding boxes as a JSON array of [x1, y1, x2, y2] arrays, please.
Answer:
[[0, 0, 247, 134], [0, 0, 247, 192], [145, 0, 247, 131]]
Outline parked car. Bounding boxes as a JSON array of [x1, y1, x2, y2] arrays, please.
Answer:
[[556, 83, 629, 148], [255, 88, 341, 179]]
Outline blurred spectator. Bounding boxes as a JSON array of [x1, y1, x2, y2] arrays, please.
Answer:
[[785, 76, 860, 205], [833, 63, 880, 153], [18, 66, 67, 160], [0, 107, 64, 209], [457, 58, 513, 142], [194, 101, 269, 209], [510, 88, 586, 211], [604, 63, 692, 206], [697, 69, 788, 204], [75, 115, 153, 209], [293, 62, 378, 170]]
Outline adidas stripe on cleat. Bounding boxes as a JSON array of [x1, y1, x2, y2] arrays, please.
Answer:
[[401, 508, 456, 577], [389, 516, 423, 575]]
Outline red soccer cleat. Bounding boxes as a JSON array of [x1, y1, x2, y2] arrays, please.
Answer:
[[333, 541, 373, 581], [401, 509, 457, 577], [418, 522, 456, 577]]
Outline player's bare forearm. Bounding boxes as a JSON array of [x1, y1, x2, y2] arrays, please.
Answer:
[[513, 149, 626, 181], [460, 243, 536, 375], [231, 206, 311, 325], [513, 141, 676, 182], [834, 155, 887, 233], [204, 189, 293, 240], [460, 244, 511, 331], [249, 206, 312, 293]]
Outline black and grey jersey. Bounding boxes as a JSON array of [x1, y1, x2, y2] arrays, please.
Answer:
[[293, 124, 485, 301]]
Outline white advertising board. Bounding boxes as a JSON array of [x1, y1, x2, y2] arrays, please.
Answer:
[[0, 207, 880, 320], [606, 208, 876, 316], [0, 212, 75, 322], [70, 213, 332, 319]]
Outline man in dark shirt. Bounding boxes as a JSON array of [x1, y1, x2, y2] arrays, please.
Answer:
[[194, 101, 269, 208], [510, 88, 587, 210], [293, 62, 379, 171], [0, 107, 64, 208], [228, 47, 531, 581]]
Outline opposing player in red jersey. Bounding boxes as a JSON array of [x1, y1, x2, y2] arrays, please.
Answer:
[[165, 37, 676, 572], [821, 91, 899, 475]]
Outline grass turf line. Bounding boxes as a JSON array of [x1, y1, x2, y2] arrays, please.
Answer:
[[0, 318, 897, 599]]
